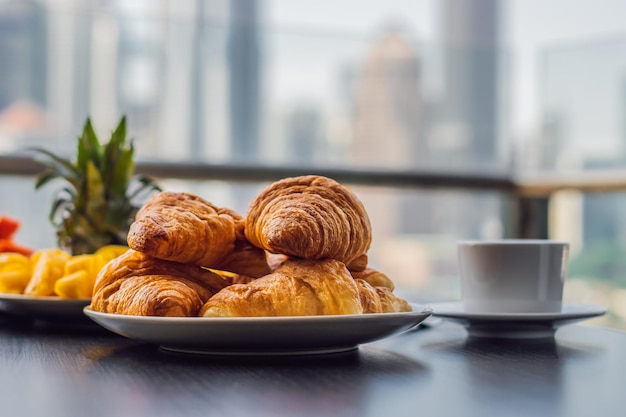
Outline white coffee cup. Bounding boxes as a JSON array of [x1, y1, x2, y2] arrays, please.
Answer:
[[457, 239, 569, 313]]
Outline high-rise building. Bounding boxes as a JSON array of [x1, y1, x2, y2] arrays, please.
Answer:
[[228, 0, 261, 163], [538, 37, 626, 248], [351, 29, 424, 244], [0, 0, 48, 149], [351, 1, 503, 242], [439, 0, 500, 167], [352, 30, 423, 168], [422, 0, 502, 240], [0, 1, 47, 110], [284, 103, 323, 163]]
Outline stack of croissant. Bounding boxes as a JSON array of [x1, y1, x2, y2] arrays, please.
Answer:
[[90, 175, 412, 317]]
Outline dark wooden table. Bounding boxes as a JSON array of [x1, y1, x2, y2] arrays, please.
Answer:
[[0, 314, 624, 417]]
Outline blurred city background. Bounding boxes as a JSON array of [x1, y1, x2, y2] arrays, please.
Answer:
[[2, 0, 626, 328]]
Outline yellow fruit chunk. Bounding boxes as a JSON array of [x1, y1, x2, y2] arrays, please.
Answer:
[[0, 253, 31, 293], [24, 249, 71, 296], [0, 252, 32, 294], [64, 254, 104, 278], [0, 271, 31, 294], [0, 252, 30, 270], [54, 270, 91, 299], [95, 245, 129, 262], [54, 254, 106, 299]]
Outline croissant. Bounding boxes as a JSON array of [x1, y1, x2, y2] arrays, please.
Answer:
[[350, 268, 395, 290], [245, 176, 372, 266], [200, 259, 363, 317], [210, 269, 257, 286], [346, 254, 368, 272], [127, 192, 271, 277], [355, 279, 412, 313], [266, 252, 290, 271], [90, 250, 230, 316], [216, 219, 273, 278]]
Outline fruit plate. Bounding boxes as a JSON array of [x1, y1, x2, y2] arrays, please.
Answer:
[[0, 293, 91, 323], [84, 303, 432, 356]]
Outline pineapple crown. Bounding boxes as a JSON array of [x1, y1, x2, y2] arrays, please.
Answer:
[[32, 116, 161, 255]]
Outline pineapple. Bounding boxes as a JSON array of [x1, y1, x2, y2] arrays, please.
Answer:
[[32, 116, 161, 255]]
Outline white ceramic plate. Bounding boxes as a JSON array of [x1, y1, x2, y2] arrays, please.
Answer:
[[0, 293, 91, 322], [83, 304, 432, 356], [429, 301, 607, 339]]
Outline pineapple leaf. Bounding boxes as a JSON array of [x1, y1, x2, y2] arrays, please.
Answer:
[[128, 175, 162, 200], [103, 116, 128, 192], [110, 144, 135, 199], [77, 118, 103, 173], [103, 199, 128, 230], [49, 187, 76, 227], [30, 147, 81, 188], [34, 169, 63, 190], [84, 161, 106, 231], [34, 115, 161, 255], [110, 116, 127, 149]]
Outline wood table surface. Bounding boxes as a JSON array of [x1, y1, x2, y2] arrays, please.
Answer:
[[0, 314, 624, 417]]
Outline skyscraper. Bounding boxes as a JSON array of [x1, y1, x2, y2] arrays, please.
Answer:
[[351, 29, 424, 241], [284, 103, 323, 163], [0, 1, 47, 110], [352, 29, 423, 168], [439, 0, 500, 167], [228, 0, 261, 163]]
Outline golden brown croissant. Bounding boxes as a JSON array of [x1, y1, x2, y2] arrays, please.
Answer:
[[355, 279, 412, 313], [266, 252, 290, 271], [200, 259, 363, 317], [90, 250, 230, 316], [350, 268, 395, 290], [127, 192, 271, 277], [245, 175, 372, 266], [216, 219, 273, 278], [209, 269, 257, 285], [346, 254, 368, 272]]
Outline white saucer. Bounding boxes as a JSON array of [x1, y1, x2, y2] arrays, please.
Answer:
[[428, 301, 607, 339]]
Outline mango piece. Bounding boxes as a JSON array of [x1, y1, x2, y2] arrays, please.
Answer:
[[0, 252, 30, 270], [54, 270, 91, 299], [0, 252, 31, 293], [24, 249, 71, 296], [55, 254, 106, 298], [0, 271, 31, 294], [95, 245, 129, 262], [16, 247, 127, 299], [64, 254, 103, 277]]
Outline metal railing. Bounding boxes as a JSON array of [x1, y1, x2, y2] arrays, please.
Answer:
[[5, 153, 626, 239], [0, 153, 516, 191]]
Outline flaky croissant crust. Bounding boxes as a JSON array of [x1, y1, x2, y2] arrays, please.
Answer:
[[245, 175, 372, 266], [355, 279, 412, 313], [200, 258, 411, 317], [200, 259, 364, 317], [90, 250, 229, 316], [127, 192, 270, 277], [351, 268, 395, 291], [93, 179, 413, 318]]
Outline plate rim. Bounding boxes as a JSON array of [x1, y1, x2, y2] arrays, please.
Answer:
[[83, 302, 432, 323], [0, 292, 91, 304], [428, 300, 607, 321], [0, 292, 92, 322], [82, 303, 432, 355]]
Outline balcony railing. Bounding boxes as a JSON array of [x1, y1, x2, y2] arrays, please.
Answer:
[[6, 152, 626, 242]]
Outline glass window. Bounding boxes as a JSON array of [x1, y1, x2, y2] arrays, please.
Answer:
[[1, 0, 626, 329]]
